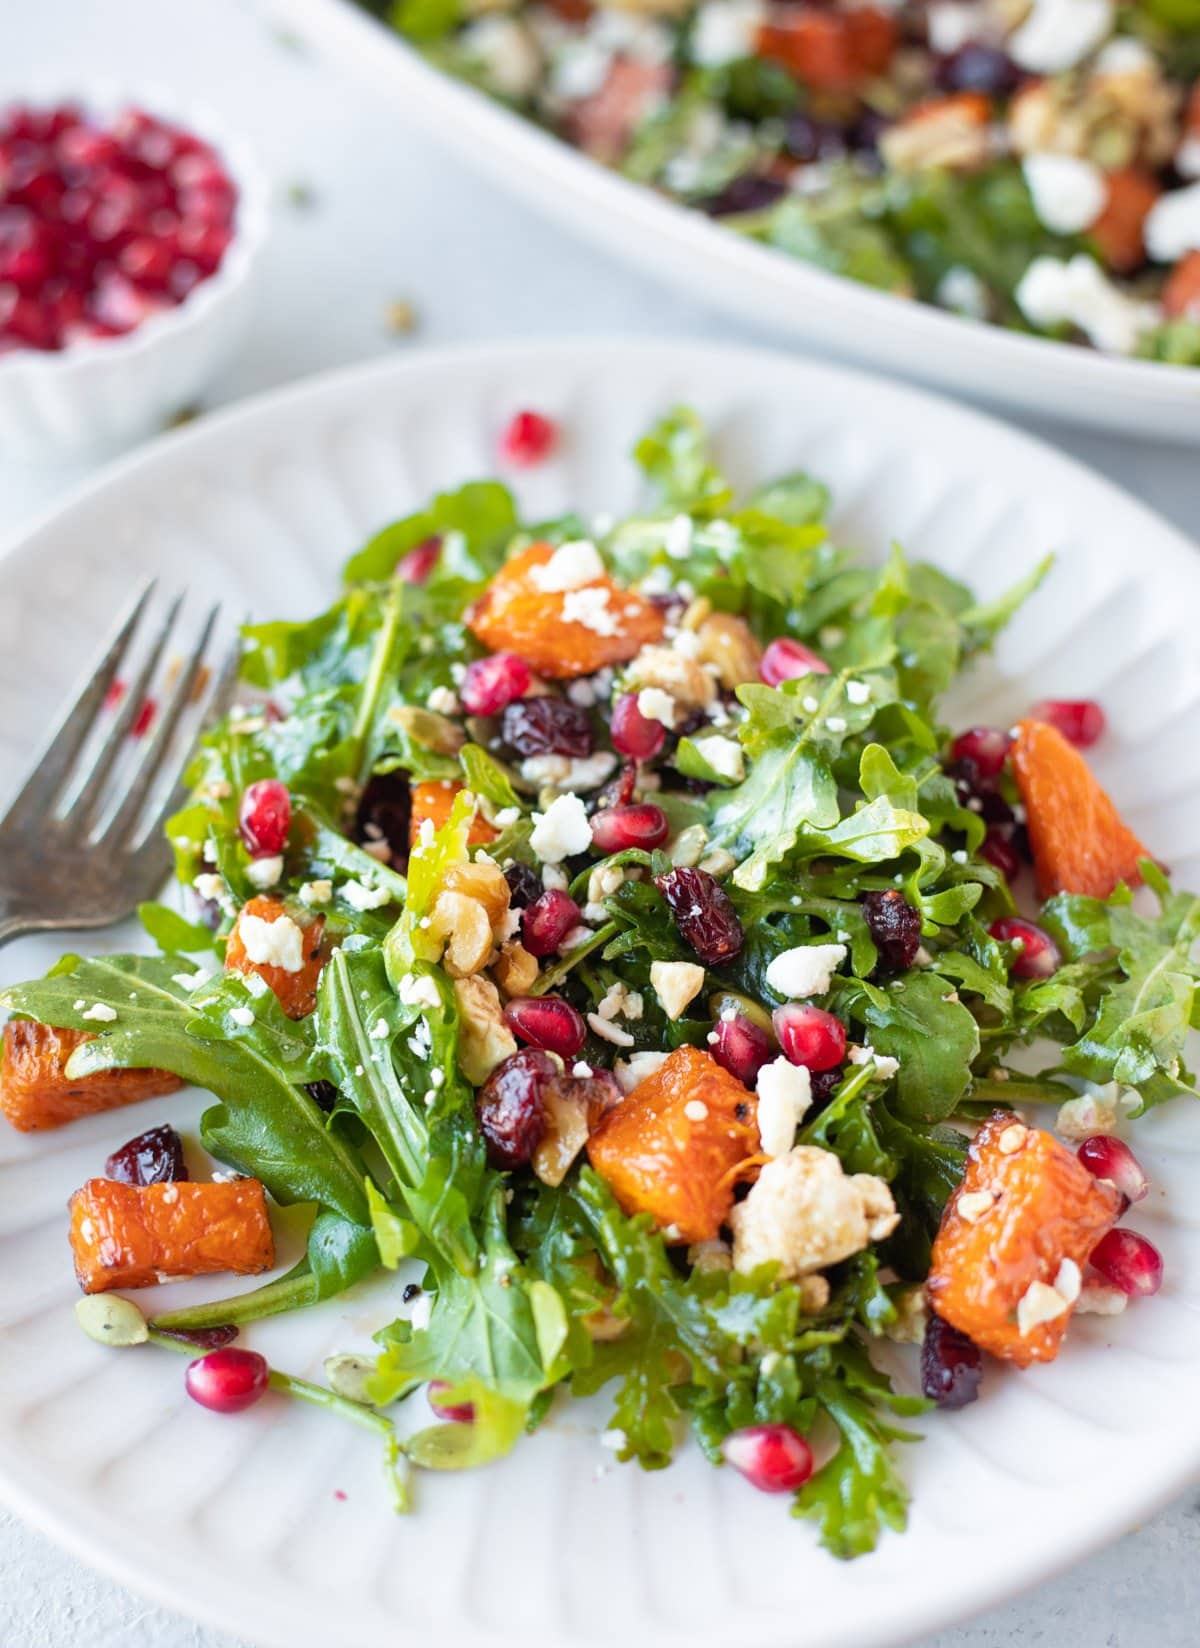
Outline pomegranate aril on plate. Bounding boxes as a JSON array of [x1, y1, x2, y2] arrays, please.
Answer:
[[501, 695, 592, 758], [522, 888, 582, 957], [396, 535, 442, 584], [476, 1049, 555, 1168], [610, 691, 665, 760], [723, 1423, 814, 1493], [773, 1003, 847, 1072], [948, 726, 1011, 781], [105, 1124, 188, 1186], [185, 1347, 270, 1414], [655, 866, 744, 966], [1030, 698, 1106, 748], [499, 409, 558, 468], [504, 994, 586, 1058], [760, 637, 830, 686], [428, 1380, 475, 1423], [710, 1011, 773, 1086], [861, 888, 922, 971], [460, 651, 531, 716], [921, 1311, 983, 1409], [1088, 1228, 1163, 1297], [590, 802, 669, 854], [988, 916, 1061, 979], [238, 779, 291, 858], [1077, 1135, 1149, 1204]]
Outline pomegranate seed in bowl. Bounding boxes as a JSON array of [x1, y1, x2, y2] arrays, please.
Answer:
[[1077, 1136, 1149, 1205], [947, 727, 1011, 780], [1088, 1228, 1163, 1297], [610, 691, 665, 760], [590, 802, 669, 854], [1030, 699, 1106, 748], [504, 994, 586, 1058], [988, 916, 1060, 979], [238, 779, 291, 858], [185, 1347, 270, 1414], [723, 1424, 814, 1493], [772, 1004, 847, 1072], [760, 637, 829, 686], [499, 409, 557, 468], [461, 651, 531, 716]]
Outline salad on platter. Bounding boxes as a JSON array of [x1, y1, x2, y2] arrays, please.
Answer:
[[363, 0, 1200, 366], [3, 405, 1196, 1558]]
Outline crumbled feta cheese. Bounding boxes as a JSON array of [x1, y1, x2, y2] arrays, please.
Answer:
[[663, 512, 695, 559], [951, 849, 969, 865], [826, 716, 847, 734], [689, 733, 744, 783], [690, 0, 764, 67], [410, 1292, 433, 1331], [1055, 1257, 1082, 1304], [845, 679, 872, 706], [523, 751, 617, 792], [370, 1018, 390, 1041], [238, 912, 306, 973], [755, 1058, 813, 1157], [491, 806, 521, 830], [1016, 1278, 1070, 1335], [846, 1043, 901, 1081], [342, 879, 391, 912], [588, 862, 626, 907], [1008, 0, 1114, 74], [530, 792, 592, 863], [596, 980, 644, 1022], [684, 1099, 709, 1122], [398, 972, 442, 1012], [299, 879, 333, 908], [927, 1, 988, 55], [562, 586, 620, 637], [587, 1012, 636, 1047], [1023, 153, 1106, 234], [801, 694, 820, 714], [649, 960, 706, 1021], [1144, 182, 1200, 265], [730, 1145, 899, 1278], [171, 970, 209, 992], [529, 539, 606, 592], [637, 686, 676, 728], [1075, 1280, 1128, 1316], [614, 1049, 670, 1092], [541, 863, 569, 891], [81, 1002, 118, 1023], [193, 872, 226, 902], [599, 1427, 627, 1452], [765, 942, 847, 999], [1093, 35, 1154, 75], [229, 1006, 255, 1028], [521, 754, 571, 787], [956, 1189, 996, 1224], [1016, 254, 1157, 355], [572, 1061, 593, 1079], [246, 854, 284, 890], [559, 924, 594, 953], [426, 685, 460, 716]]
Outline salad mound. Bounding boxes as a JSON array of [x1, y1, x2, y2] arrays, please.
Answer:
[[365, 0, 1200, 366], [4, 408, 1199, 1557]]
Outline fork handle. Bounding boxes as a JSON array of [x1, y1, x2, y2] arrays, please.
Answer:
[[0, 912, 44, 949]]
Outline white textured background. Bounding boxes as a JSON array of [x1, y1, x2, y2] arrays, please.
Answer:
[[0, 2, 1198, 1644]]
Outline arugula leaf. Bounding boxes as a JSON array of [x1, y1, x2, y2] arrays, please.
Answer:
[[633, 406, 734, 514], [845, 972, 981, 1122], [342, 481, 517, 586]]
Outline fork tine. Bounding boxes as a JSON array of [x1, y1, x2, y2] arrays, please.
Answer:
[[61, 592, 185, 828], [0, 581, 156, 826], [99, 602, 223, 848]]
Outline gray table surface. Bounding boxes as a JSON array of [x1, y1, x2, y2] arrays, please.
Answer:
[[1, 1, 1197, 1643]]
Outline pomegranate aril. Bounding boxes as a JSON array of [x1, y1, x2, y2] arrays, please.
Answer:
[[185, 1347, 270, 1414], [1088, 1227, 1163, 1297], [1030, 698, 1106, 748], [1077, 1135, 1149, 1204], [760, 637, 830, 686], [503, 861, 543, 910], [105, 1124, 188, 1186], [948, 726, 1011, 780], [594, 760, 638, 812], [238, 779, 292, 858], [522, 889, 582, 958], [610, 691, 665, 760], [499, 409, 558, 468], [772, 1004, 847, 1072], [590, 802, 668, 854], [461, 651, 531, 716], [979, 829, 1020, 879], [396, 535, 441, 583], [988, 916, 1060, 979], [504, 994, 586, 1058], [501, 696, 592, 759], [476, 1048, 555, 1168], [921, 1311, 983, 1409], [117, 233, 174, 287], [710, 1011, 773, 1086], [723, 1423, 814, 1493], [428, 1379, 475, 1423], [861, 888, 922, 971], [654, 867, 744, 967]]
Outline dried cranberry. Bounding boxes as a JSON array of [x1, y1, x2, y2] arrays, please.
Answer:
[[501, 696, 592, 759], [460, 651, 531, 717], [655, 867, 744, 967], [522, 888, 582, 957], [105, 1123, 188, 1186], [808, 1067, 842, 1111], [504, 994, 586, 1058], [499, 410, 557, 468], [354, 771, 411, 864], [504, 861, 543, 909], [238, 779, 291, 858], [185, 1347, 270, 1414], [861, 889, 922, 971], [937, 43, 1019, 96], [921, 1312, 983, 1409], [476, 1049, 555, 1168], [610, 691, 665, 760], [700, 173, 787, 217], [590, 803, 669, 854]]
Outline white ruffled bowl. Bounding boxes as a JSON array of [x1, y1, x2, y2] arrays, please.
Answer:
[[0, 84, 268, 458]]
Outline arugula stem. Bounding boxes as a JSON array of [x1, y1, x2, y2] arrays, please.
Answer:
[[351, 577, 406, 785], [528, 922, 618, 996], [151, 1262, 322, 1334]]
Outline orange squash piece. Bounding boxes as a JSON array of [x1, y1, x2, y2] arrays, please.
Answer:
[[927, 1112, 1120, 1367], [757, 5, 897, 89], [1011, 718, 1149, 899], [69, 1176, 275, 1294], [1164, 250, 1200, 322], [586, 1045, 758, 1245], [466, 542, 664, 680], [225, 895, 328, 1020], [1091, 169, 1160, 275], [409, 780, 498, 849], [1, 1021, 182, 1133]]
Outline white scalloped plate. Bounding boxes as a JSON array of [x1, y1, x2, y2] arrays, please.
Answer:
[[288, 0, 1200, 444], [0, 339, 1198, 1648]]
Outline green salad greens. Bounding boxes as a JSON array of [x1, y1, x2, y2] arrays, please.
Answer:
[[7, 408, 1198, 1558]]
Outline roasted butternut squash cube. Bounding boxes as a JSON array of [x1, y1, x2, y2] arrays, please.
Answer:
[[927, 1112, 1121, 1367], [586, 1045, 758, 1244], [225, 896, 327, 1020], [1, 1020, 182, 1133], [69, 1177, 275, 1294], [409, 780, 498, 849]]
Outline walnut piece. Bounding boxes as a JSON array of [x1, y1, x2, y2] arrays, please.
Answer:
[[492, 938, 539, 997], [430, 890, 494, 978], [694, 611, 763, 691], [453, 974, 517, 1085], [881, 93, 993, 173], [624, 644, 716, 712]]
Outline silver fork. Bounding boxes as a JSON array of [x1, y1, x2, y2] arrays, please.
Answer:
[[0, 584, 240, 947]]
